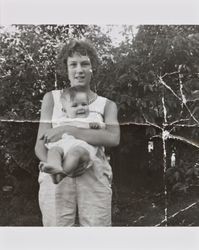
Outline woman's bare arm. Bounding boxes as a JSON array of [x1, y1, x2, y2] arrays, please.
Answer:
[[35, 92, 54, 162], [42, 99, 120, 147]]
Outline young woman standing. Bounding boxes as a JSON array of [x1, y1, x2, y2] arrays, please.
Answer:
[[35, 39, 120, 226]]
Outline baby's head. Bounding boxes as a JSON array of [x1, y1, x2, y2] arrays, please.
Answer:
[[61, 86, 89, 118]]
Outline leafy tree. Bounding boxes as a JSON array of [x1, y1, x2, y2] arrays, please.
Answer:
[[100, 25, 199, 191], [0, 24, 112, 178], [0, 24, 198, 193]]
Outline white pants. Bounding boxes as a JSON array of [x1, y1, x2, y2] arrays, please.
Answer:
[[38, 155, 112, 226]]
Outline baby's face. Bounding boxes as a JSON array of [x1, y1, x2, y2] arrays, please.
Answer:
[[63, 92, 89, 118]]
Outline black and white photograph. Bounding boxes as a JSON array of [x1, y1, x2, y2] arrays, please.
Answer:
[[1, 23, 199, 227], [0, 0, 199, 249]]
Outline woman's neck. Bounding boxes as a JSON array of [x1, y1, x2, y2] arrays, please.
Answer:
[[86, 89, 97, 104], [84, 88, 95, 97]]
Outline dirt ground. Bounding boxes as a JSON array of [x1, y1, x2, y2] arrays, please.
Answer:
[[0, 181, 199, 227]]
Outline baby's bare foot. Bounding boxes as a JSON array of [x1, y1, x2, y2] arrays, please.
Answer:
[[39, 162, 63, 174]]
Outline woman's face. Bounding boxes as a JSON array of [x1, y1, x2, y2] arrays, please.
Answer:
[[67, 52, 92, 88]]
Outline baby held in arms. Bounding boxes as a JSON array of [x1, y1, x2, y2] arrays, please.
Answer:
[[39, 86, 105, 184]]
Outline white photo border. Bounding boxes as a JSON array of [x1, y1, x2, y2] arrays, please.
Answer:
[[1, 0, 199, 249]]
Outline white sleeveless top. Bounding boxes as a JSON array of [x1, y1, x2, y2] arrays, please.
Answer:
[[51, 90, 107, 127], [38, 90, 111, 183]]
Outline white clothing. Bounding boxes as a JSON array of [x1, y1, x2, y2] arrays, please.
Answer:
[[46, 134, 97, 158], [51, 89, 107, 128], [46, 109, 106, 158], [38, 90, 112, 226], [52, 116, 106, 129]]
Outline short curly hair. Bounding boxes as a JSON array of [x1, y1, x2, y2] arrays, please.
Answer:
[[56, 39, 99, 78]]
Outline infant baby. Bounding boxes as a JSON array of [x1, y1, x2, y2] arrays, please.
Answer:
[[39, 86, 105, 184]]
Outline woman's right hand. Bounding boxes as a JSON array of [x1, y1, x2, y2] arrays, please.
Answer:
[[40, 126, 63, 143]]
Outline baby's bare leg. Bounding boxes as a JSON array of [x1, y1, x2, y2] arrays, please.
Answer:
[[40, 146, 63, 173], [63, 146, 93, 175], [40, 147, 65, 184]]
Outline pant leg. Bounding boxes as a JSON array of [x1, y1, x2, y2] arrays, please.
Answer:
[[55, 177, 77, 226], [38, 172, 77, 226], [38, 173, 57, 226], [77, 158, 112, 226]]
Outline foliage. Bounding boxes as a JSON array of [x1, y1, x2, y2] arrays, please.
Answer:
[[0, 24, 112, 176], [100, 25, 199, 125], [0, 24, 199, 193], [166, 147, 199, 193], [97, 25, 199, 192]]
